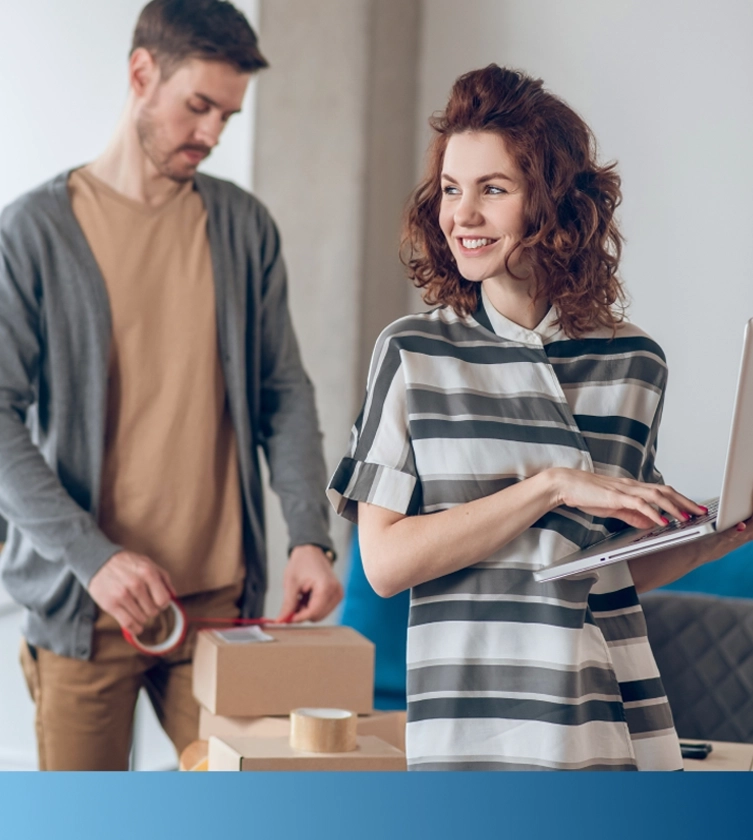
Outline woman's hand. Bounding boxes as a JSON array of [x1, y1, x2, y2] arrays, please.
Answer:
[[547, 467, 706, 529], [630, 513, 753, 593]]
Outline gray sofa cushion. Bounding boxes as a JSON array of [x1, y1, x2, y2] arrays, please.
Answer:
[[641, 591, 753, 743]]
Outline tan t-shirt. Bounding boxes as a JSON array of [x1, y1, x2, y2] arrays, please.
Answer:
[[69, 167, 244, 596]]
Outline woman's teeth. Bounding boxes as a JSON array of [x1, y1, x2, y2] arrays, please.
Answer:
[[461, 238, 493, 249]]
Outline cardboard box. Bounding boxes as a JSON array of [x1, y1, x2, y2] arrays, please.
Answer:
[[199, 707, 406, 752], [192, 625, 375, 717], [208, 735, 406, 771], [356, 710, 406, 753]]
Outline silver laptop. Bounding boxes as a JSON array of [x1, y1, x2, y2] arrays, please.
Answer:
[[534, 318, 753, 583]]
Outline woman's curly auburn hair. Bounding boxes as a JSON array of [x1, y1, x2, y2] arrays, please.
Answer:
[[401, 65, 627, 338]]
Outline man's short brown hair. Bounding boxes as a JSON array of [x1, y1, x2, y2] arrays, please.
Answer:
[[131, 0, 268, 77]]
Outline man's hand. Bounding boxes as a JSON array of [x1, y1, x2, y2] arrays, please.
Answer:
[[88, 550, 176, 637], [277, 545, 343, 623]]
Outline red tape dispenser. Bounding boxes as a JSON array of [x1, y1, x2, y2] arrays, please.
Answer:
[[121, 593, 309, 656]]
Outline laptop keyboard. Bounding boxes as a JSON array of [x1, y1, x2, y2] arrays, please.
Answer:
[[631, 499, 719, 544]]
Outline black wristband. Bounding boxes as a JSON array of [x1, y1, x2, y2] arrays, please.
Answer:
[[290, 544, 337, 564]]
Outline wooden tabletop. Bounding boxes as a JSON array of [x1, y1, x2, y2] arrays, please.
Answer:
[[183, 736, 753, 772], [682, 740, 753, 772]]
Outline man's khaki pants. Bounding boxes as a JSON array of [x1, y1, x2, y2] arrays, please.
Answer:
[[20, 579, 244, 771]]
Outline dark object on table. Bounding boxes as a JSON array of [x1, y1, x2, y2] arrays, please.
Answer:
[[679, 741, 713, 760]]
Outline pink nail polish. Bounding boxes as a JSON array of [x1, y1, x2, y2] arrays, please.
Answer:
[[661, 516, 669, 525], [681, 512, 690, 521], [700, 506, 709, 514]]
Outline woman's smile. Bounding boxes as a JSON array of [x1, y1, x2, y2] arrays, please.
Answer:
[[456, 236, 498, 255], [439, 131, 527, 286]]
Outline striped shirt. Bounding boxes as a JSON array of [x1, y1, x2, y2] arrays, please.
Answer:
[[328, 289, 682, 771]]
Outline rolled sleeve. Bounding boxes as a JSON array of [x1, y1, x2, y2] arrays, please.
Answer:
[[327, 326, 420, 523], [327, 458, 418, 523]]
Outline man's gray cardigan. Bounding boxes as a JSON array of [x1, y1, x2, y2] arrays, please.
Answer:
[[0, 171, 333, 659]]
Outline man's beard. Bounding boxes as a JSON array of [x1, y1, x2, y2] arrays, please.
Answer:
[[136, 109, 211, 183]]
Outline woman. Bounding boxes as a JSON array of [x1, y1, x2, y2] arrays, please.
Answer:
[[327, 65, 751, 770]]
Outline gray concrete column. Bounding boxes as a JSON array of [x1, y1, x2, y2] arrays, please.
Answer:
[[254, 0, 422, 613]]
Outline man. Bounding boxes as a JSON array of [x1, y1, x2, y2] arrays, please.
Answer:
[[0, 0, 342, 770]]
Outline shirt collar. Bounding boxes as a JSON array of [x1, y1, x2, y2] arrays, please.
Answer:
[[478, 285, 561, 345]]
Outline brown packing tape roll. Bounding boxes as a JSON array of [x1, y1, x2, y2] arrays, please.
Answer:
[[289, 708, 357, 753]]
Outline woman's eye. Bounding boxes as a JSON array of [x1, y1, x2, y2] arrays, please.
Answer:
[[188, 102, 208, 115], [486, 185, 508, 195], [442, 185, 460, 195]]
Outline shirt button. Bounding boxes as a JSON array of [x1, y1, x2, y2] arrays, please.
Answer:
[[76, 646, 88, 657]]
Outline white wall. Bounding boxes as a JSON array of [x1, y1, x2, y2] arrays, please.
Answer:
[[0, 0, 258, 772], [417, 0, 753, 500]]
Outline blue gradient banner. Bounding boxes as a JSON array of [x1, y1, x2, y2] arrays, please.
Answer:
[[0, 772, 750, 840]]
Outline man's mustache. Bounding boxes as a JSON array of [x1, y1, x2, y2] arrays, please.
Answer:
[[177, 144, 212, 158]]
